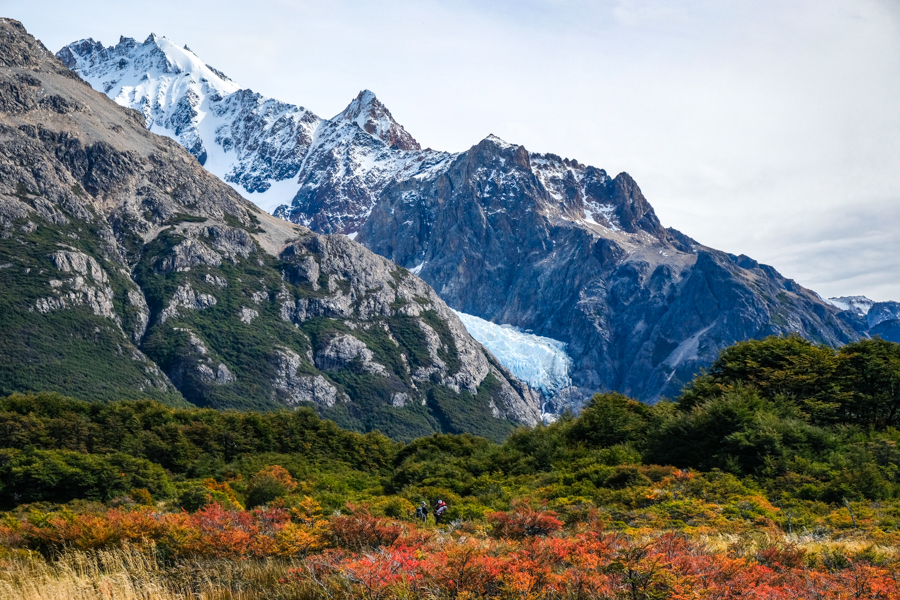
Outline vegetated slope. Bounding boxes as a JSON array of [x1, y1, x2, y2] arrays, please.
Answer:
[[59, 33, 865, 409], [4, 336, 900, 600], [4, 335, 900, 519], [0, 19, 540, 441]]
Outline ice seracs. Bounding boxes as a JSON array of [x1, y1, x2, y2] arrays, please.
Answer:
[[452, 310, 573, 399]]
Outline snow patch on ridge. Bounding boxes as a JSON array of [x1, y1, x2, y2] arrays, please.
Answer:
[[453, 310, 572, 398]]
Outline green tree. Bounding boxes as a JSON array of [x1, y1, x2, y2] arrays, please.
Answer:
[[837, 338, 900, 428], [567, 393, 651, 449], [679, 335, 845, 423]]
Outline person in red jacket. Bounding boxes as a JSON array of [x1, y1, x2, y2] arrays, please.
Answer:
[[434, 499, 448, 525]]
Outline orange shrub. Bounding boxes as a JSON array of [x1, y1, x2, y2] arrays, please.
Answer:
[[487, 502, 563, 540], [327, 504, 402, 550]]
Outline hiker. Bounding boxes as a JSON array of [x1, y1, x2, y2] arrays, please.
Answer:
[[434, 499, 448, 525], [415, 500, 428, 523]]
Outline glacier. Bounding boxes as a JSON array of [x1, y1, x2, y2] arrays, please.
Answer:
[[452, 310, 572, 398]]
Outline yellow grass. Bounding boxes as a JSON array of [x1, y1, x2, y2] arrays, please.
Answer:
[[698, 530, 900, 563], [0, 545, 306, 600]]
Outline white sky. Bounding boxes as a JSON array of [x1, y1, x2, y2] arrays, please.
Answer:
[[9, 0, 900, 300]]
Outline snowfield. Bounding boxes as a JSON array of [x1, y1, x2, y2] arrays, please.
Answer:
[[453, 310, 572, 398]]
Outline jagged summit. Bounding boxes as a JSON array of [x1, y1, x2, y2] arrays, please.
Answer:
[[483, 133, 517, 149], [335, 90, 420, 151]]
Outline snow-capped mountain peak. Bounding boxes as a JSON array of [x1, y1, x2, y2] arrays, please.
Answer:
[[484, 133, 517, 149], [57, 34, 246, 170], [335, 89, 421, 151], [58, 36, 439, 218], [59, 34, 239, 97], [826, 296, 875, 316]]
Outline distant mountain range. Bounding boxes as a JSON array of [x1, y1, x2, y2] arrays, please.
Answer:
[[56, 33, 900, 409], [826, 296, 900, 347], [0, 19, 540, 442]]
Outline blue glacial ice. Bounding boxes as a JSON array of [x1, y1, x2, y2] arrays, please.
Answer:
[[453, 310, 572, 398]]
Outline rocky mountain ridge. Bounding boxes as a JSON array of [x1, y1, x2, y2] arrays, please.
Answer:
[[59, 30, 884, 407], [0, 19, 540, 441], [56, 35, 439, 234]]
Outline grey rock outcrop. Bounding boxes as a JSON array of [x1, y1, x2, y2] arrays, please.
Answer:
[[159, 283, 218, 323], [316, 334, 388, 376], [274, 348, 341, 408]]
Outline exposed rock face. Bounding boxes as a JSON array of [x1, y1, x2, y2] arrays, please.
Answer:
[[316, 334, 388, 376], [273, 348, 342, 408], [159, 283, 218, 323], [0, 20, 539, 440], [359, 137, 861, 406]]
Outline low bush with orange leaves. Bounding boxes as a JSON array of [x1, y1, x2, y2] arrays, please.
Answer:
[[487, 501, 563, 540]]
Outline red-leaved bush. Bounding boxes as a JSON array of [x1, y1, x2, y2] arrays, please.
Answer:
[[5, 503, 900, 599], [327, 504, 402, 550], [487, 502, 563, 539]]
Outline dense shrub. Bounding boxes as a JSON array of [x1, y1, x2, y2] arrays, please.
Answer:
[[327, 505, 402, 550], [246, 465, 298, 508], [487, 502, 563, 539], [0, 448, 173, 507]]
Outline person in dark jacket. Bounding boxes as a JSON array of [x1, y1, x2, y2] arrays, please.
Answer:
[[415, 500, 428, 523]]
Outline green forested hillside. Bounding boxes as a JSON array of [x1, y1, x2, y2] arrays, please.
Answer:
[[2, 335, 900, 524]]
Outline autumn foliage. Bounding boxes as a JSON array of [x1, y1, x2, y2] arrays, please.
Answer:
[[327, 504, 403, 550], [487, 501, 563, 539], [296, 532, 900, 600], [2, 502, 899, 599]]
